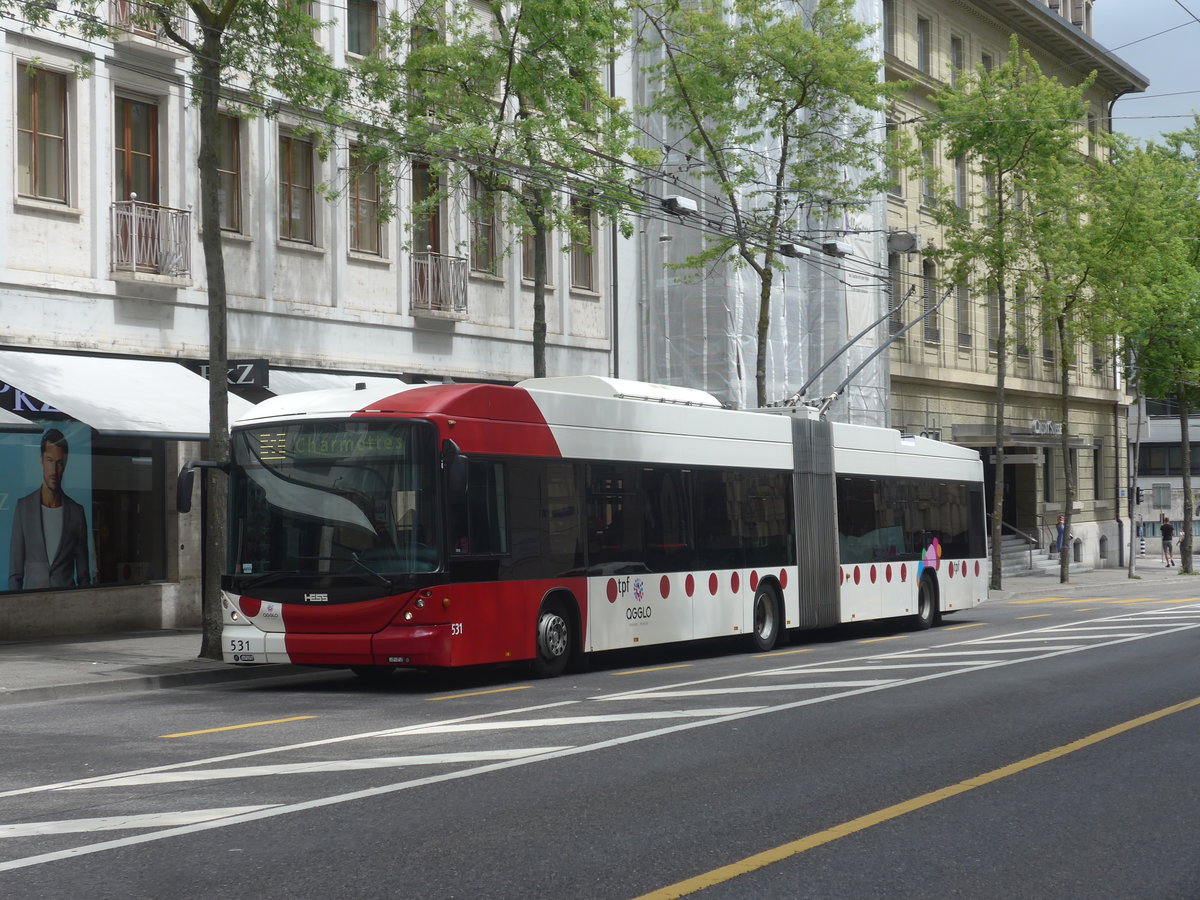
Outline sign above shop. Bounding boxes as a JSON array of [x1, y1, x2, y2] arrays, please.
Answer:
[[184, 359, 269, 388]]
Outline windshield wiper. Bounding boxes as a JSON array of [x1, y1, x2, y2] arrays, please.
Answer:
[[351, 552, 393, 588], [236, 571, 300, 592]]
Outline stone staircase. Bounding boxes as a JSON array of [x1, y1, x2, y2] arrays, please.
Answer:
[[998, 532, 1092, 578]]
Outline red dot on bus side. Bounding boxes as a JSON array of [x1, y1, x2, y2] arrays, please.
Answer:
[[709, 573, 718, 595], [853, 567, 861, 585], [870, 565, 877, 584], [779, 569, 788, 589], [660, 575, 670, 598], [885, 564, 892, 583], [686, 574, 695, 597], [949, 562, 956, 578], [975, 561, 981, 576], [607, 579, 618, 603], [900, 563, 907, 581], [839, 569, 844, 585], [731, 572, 740, 593], [750, 571, 759, 591]]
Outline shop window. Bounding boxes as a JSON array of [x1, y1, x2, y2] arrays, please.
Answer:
[[1, 425, 165, 593]]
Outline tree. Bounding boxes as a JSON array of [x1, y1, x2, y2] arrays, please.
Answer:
[[6, 0, 363, 656], [637, 0, 897, 407], [1097, 132, 1200, 575], [385, 0, 652, 378], [921, 38, 1092, 589]]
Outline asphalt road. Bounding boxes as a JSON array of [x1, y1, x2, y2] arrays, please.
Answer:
[[2, 581, 1199, 899]]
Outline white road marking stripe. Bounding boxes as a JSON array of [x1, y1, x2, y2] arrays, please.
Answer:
[[891, 647, 1082, 655], [753, 663, 1001, 675], [966, 635, 1143, 643], [57, 750, 571, 789], [592, 681, 895, 700], [0, 808, 278, 838], [405, 709, 761, 733]]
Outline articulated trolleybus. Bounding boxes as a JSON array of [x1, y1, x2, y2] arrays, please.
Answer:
[[195, 376, 987, 677]]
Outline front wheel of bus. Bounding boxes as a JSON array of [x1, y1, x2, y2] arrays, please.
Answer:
[[532, 602, 571, 678], [751, 586, 780, 652]]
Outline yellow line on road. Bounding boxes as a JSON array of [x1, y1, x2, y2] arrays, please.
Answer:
[[1017, 614, 1052, 620], [426, 686, 532, 701], [611, 664, 694, 676], [1009, 598, 1070, 605], [633, 695, 1200, 900], [857, 635, 906, 644], [756, 648, 814, 658], [943, 623, 986, 631], [160, 716, 316, 739]]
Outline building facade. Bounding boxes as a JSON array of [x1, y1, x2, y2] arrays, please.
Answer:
[[881, 0, 1146, 569], [0, 3, 616, 636]]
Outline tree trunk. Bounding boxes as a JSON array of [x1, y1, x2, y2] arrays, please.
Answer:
[[989, 280, 1008, 591], [1057, 313, 1072, 584], [196, 26, 230, 660], [755, 264, 775, 409], [1178, 387, 1193, 573], [531, 197, 549, 379]]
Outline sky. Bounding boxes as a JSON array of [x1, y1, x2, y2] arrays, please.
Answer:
[[1092, 0, 1200, 142]]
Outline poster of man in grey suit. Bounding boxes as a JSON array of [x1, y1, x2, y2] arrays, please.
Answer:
[[7, 428, 90, 590]]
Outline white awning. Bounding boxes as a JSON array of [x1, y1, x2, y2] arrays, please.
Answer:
[[268, 370, 408, 396], [0, 406, 39, 431], [0, 351, 253, 439]]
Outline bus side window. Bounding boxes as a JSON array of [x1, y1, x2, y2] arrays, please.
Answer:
[[449, 460, 509, 556]]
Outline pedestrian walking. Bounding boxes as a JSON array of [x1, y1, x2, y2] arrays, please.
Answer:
[[1161, 517, 1175, 567]]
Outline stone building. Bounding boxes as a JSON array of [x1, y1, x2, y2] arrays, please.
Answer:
[[881, 0, 1147, 571]]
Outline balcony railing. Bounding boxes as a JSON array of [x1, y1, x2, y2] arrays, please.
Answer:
[[411, 250, 468, 317], [111, 0, 178, 39], [111, 199, 191, 278]]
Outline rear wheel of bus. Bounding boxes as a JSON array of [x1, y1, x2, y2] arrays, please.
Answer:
[[750, 584, 781, 652], [911, 574, 938, 630]]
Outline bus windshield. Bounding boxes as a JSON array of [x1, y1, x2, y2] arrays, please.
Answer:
[[228, 419, 439, 579]]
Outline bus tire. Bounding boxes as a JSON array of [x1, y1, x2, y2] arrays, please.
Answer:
[[750, 585, 781, 652], [911, 575, 938, 630], [532, 600, 572, 678]]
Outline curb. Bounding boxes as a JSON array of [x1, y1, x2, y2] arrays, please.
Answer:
[[0, 663, 309, 706]]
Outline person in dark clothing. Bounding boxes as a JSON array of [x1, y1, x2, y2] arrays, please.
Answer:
[[1161, 517, 1175, 567]]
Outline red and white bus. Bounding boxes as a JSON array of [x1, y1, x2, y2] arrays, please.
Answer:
[[185, 376, 987, 677]]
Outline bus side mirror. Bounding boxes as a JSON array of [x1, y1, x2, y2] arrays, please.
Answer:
[[177, 465, 196, 514], [177, 459, 229, 514], [443, 439, 470, 495]]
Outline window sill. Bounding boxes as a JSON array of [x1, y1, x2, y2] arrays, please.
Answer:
[[349, 249, 391, 266], [14, 196, 83, 219], [277, 240, 326, 257], [470, 269, 504, 283]]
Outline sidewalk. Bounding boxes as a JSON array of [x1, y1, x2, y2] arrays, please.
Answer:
[[0, 558, 1187, 706], [0, 630, 303, 706]]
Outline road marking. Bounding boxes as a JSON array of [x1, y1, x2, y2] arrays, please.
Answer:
[[58, 751, 570, 789], [1017, 614, 1051, 620], [595, 682, 895, 700], [857, 635, 907, 644], [405, 710, 761, 733], [942, 623, 986, 631], [426, 686, 532, 701], [0, 701, 580, 800], [1009, 598, 1070, 605], [159, 717, 316, 739], [758, 663, 1003, 674], [612, 664, 694, 676], [969, 635, 1142, 643], [891, 647, 1083, 656], [0, 808, 279, 839], [3, 619, 1198, 874], [632, 695, 1200, 900], [755, 649, 814, 658]]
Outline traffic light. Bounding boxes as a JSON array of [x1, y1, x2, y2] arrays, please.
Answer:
[[1135, 486, 1145, 505]]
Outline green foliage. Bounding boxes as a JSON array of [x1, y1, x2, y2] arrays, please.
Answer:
[[637, 0, 898, 405]]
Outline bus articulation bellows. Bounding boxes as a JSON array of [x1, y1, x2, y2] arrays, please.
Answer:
[[183, 376, 987, 677]]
